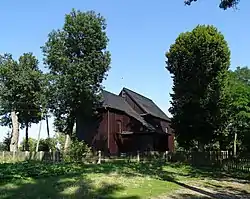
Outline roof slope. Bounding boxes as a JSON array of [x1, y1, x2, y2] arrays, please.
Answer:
[[101, 90, 153, 129], [122, 88, 170, 121]]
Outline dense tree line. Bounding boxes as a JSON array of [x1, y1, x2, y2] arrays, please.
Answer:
[[0, 7, 249, 155], [0, 9, 110, 152], [166, 25, 250, 154]]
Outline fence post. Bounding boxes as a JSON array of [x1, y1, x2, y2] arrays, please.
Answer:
[[97, 150, 101, 164], [165, 151, 169, 162], [52, 151, 56, 163], [12, 151, 16, 161], [39, 151, 44, 161], [25, 151, 29, 160], [55, 151, 59, 162], [137, 150, 140, 162]]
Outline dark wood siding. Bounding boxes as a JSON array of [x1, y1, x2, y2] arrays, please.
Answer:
[[76, 111, 109, 153], [76, 108, 174, 154], [106, 109, 144, 154], [160, 120, 175, 152]]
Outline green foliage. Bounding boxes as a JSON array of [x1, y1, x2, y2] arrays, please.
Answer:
[[0, 53, 44, 125], [19, 138, 37, 152], [1, 132, 11, 151], [42, 9, 111, 138], [63, 138, 91, 162], [19, 137, 57, 152], [166, 25, 231, 150], [53, 132, 66, 151], [225, 67, 250, 152], [38, 138, 55, 151], [0, 161, 85, 180], [0, 53, 46, 150], [184, 0, 240, 9]]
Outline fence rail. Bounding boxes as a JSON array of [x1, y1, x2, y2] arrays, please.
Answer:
[[0, 151, 61, 162], [1, 150, 250, 172]]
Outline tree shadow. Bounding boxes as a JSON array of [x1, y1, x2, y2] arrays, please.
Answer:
[[0, 172, 140, 199], [1, 160, 250, 199], [87, 161, 250, 199], [84, 160, 250, 182], [169, 181, 250, 199]]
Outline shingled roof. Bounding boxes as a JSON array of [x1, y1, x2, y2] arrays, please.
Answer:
[[101, 90, 155, 130], [122, 88, 170, 121]]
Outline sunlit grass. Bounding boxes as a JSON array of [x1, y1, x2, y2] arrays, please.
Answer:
[[0, 172, 178, 198], [0, 160, 249, 198]]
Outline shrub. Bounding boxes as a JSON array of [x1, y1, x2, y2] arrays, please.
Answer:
[[38, 138, 55, 151], [63, 138, 92, 162]]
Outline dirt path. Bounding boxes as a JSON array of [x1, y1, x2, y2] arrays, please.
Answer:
[[155, 178, 250, 199]]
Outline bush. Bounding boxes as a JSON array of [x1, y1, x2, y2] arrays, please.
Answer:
[[63, 138, 92, 162], [38, 138, 55, 152], [0, 161, 85, 180]]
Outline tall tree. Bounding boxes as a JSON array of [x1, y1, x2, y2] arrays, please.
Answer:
[[166, 25, 230, 150], [42, 9, 111, 151], [0, 54, 20, 152], [17, 53, 44, 151], [184, 0, 240, 9], [0, 53, 44, 151], [226, 67, 250, 153]]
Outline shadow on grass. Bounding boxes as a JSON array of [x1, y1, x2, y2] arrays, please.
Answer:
[[169, 181, 250, 199], [0, 172, 140, 199], [0, 160, 249, 199], [84, 161, 250, 198], [83, 160, 250, 181]]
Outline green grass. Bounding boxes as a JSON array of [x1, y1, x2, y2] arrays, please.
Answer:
[[0, 160, 249, 199]]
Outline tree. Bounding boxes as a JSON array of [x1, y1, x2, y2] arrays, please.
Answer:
[[42, 9, 111, 151], [0, 54, 20, 152], [226, 67, 250, 154], [184, 0, 240, 9], [166, 25, 230, 150], [17, 53, 45, 151], [0, 53, 45, 151], [0, 131, 11, 151]]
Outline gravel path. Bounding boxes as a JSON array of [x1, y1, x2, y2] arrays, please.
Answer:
[[154, 178, 250, 199]]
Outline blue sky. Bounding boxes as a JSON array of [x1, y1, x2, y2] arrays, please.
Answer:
[[0, 0, 250, 142]]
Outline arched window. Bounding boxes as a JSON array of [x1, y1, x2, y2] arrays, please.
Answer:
[[116, 120, 122, 133]]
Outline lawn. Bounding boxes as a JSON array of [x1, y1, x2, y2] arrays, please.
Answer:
[[0, 160, 249, 199]]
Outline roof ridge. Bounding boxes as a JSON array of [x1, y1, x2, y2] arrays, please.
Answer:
[[122, 88, 170, 121], [102, 89, 118, 96], [122, 87, 153, 101]]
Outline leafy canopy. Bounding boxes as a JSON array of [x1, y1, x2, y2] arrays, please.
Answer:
[[226, 67, 250, 152], [0, 53, 44, 128], [42, 9, 111, 135], [166, 25, 230, 150], [184, 0, 240, 9]]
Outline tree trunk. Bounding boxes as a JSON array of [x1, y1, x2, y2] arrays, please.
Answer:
[[36, 120, 43, 152], [198, 141, 205, 152], [25, 122, 29, 151], [63, 115, 75, 153], [234, 132, 237, 157], [64, 134, 71, 152], [10, 111, 19, 152], [46, 114, 50, 138]]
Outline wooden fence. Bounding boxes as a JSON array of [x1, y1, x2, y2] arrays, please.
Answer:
[[223, 157, 250, 172], [168, 151, 250, 172], [0, 151, 61, 162], [1, 150, 250, 172]]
